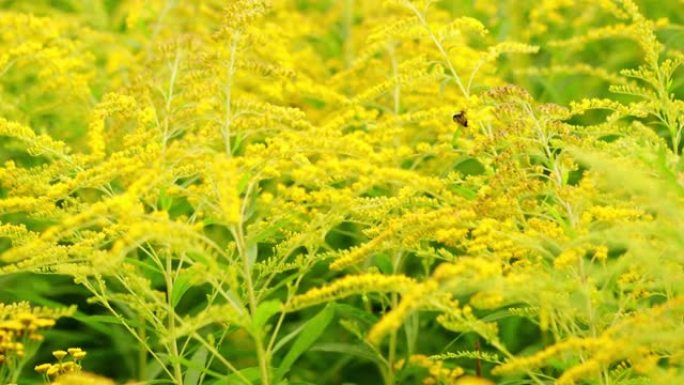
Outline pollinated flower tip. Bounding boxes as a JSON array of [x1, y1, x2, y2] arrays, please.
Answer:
[[222, 0, 269, 30], [67, 347, 83, 355], [397, 353, 467, 384], [33, 318, 57, 328], [46, 364, 61, 376], [469, 291, 504, 309], [52, 350, 68, 360], [329, 230, 393, 271], [0, 320, 24, 331], [61, 361, 80, 372], [32, 346, 90, 379], [492, 336, 616, 375], [16, 312, 35, 324], [432, 258, 501, 283], [72, 351, 87, 360], [50, 372, 116, 385], [286, 274, 417, 311], [452, 375, 495, 385], [0, 118, 69, 158], [29, 316, 56, 330], [34, 363, 51, 373], [87, 92, 139, 161], [594, 245, 609, 262], [556, 359, 603, 385], [368, 280, 440, 345], [554, 247, 584, 269], [210, 156, 242, 225], [485, 84, 533, 103]]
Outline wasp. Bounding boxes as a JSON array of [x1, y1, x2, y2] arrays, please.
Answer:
[[452, 111, 468, 127]]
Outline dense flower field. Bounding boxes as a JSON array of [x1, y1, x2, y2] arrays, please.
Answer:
[[0, 0, 683, 384]]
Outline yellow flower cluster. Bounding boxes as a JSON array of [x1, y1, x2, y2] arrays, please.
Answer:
[[0, 0, 681, 384], [286, 274, 417, 311], [394, 354, 466, 385], [0, 303, 74, 363], [35, 348, 87, 379], [368, 280, 441, 345], [0, 302, 75, 384], [493, 336, 616, 375], [49, 372, 115, 385]]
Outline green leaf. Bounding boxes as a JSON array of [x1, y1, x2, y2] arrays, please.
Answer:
[[274, 304, 335, 383], [183, 346, 208, 385], [72, 314, 122, 325], [271, 319, 306, 355], [373, 253, 393, 274], [231, 133, 245, 156], [247, 219, 291, 245], [73, 312, 144, 330], [208, 367, 261, 385], [450, 184, 477, 200], [309, 342, 382, 364], [247, 242, 258, 269], [404, 313, 419, 357], [454, 156, 485, 176], [158, 187, 173, 211], [144, 354, 167, 381], [250, 299, 282, 336], [171, 269, 196, 308], [238, 172, 252, 194], [280, 382, 318, 385], [332, 303, 378, 326]]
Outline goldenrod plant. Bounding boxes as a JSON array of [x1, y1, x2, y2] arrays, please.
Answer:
[[36, 348, 113, 385], [0, 0, 682, 384], [0, 303, 74, 384]]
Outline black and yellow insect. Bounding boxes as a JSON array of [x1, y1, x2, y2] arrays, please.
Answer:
[[452, 111, 468, 127]]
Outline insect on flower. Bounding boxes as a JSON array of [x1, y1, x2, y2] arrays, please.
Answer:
[[453, 111, 468, 127]]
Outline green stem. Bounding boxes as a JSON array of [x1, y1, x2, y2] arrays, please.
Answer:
[[165, 252, 184, 385], [386, 293, 398, 385], [223, 32, 240, 157], [138, 311, 148, 381], [405, 1, 468, 98], [233, 223, 271, 385], [190, 331, 252, 385], [83, 279, 177, 381]]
